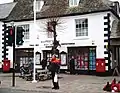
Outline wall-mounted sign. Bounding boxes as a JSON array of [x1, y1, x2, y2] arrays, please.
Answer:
[[41, 40, 53, 48], [60, 51, 67, 66], [61, 43, 75, 45], [61, 54, 66, 65], [35, 52, 41, 65]]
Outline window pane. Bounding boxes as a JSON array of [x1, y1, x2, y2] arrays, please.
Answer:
[[79, 24, 81, 28], [70, 0, 73, 5], [76, 24, 79, 28], [74, 0, 77, 5], [85, 23, 88, 27]]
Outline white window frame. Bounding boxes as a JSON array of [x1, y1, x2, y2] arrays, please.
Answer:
[[75, 18, 88, 38], [69, 0, 80, 7]]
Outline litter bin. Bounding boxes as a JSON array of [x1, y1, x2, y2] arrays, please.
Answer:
[[3, 59, 10, 72], [96, 58, 105, 72]]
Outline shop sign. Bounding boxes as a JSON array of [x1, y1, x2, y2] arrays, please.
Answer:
[[41, 40, 53, 48], [61, 43, 75, 45]]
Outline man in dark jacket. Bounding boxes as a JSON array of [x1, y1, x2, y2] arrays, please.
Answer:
[[69, 56, 75, 74], [41, 58, 47, 70], [28, 60, 34, 76], [50, 55, 60, 90]]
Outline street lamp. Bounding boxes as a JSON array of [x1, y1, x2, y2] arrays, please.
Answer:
[[32, 0, 37, 83], [32, 0, 44, 83]]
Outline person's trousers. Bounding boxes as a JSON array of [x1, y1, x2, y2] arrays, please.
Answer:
[[51, 71, 59, 89], [70, 68, 75, 74]]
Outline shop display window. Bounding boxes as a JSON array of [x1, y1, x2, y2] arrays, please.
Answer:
[[68, 47, 96, 71]]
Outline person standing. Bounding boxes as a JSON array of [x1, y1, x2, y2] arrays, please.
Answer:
[[69, 56, 75, 74], [49, 54, 60, 89], [41, 58, 47, 70], [28, 60, 34, 77]]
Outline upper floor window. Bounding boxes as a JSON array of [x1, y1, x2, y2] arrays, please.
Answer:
[[69, 0, 80, 7], [17, 24, 30, 40], [75, 19, 88, 37]]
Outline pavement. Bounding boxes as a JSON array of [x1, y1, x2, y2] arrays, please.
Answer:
[[0, 72, 120, 93]]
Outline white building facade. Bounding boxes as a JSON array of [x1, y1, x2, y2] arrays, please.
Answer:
[[0, 0, 120, 75], [0, 11, 118, 75]]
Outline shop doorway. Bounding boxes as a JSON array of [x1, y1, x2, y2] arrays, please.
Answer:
[[42, 50, 59, 65]]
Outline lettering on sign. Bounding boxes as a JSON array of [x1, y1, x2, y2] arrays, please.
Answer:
[[41, 40, 53, 48], [41, 40, 53, 43]]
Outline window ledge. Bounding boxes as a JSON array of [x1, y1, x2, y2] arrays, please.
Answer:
[[69, 5, 78, 7], [24, 40, 30, 43], [73, 36, 89, 40]]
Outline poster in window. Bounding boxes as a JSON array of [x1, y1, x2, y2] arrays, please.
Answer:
[[35, 54, 40, 65], [61, 54, 66, 65]]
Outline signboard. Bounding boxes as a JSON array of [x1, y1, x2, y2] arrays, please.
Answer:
[[41, 40, 53, 48], [61, 54, 66, 65]]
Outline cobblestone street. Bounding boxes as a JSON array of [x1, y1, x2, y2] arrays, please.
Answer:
[[0, 73, 119, 93]]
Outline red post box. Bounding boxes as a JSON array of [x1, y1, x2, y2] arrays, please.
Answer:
[[3, 59, 10, 72], [96, 58, 105, 72]]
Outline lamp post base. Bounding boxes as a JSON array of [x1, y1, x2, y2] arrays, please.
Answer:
[[32, 80, 37, 83]]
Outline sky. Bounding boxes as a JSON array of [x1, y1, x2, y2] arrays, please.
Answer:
[[0, 0, 120, 4]]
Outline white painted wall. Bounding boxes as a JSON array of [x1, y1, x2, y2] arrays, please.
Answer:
[[0, 11, 118, 69], [0, 22, 3, 68], [37, 12, 114, 59]]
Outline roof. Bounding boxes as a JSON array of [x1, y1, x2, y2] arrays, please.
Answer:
[[1, 0, 119, 22], [0, 2, 17, 20]]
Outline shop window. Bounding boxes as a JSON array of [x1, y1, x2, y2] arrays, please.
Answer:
[[89, 48, 96, 70], [68, 47, 96, 71], [16, 48, 34, 71], [68, 47, 89, 70]]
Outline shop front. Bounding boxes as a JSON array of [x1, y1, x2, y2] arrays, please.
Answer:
[[67, 46, 96, 74], [15, 48, 34, 72]]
